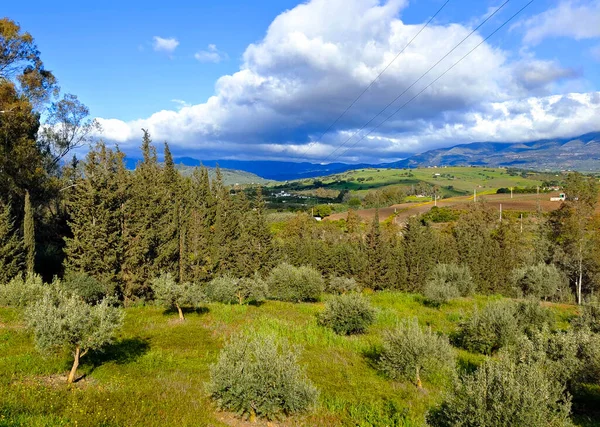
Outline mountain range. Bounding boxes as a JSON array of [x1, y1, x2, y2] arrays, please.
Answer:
[[124, 132, 600, 180]]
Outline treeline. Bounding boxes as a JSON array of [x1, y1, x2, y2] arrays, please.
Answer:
[[59, 134, 272, 301]]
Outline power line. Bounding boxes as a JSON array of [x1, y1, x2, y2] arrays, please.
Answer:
[[319, 0, 511, 163], [330, 0, 535, 163], [295, 0, 451, 160]]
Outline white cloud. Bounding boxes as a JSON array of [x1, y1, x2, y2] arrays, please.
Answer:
[[516, 0, 600, 45], [96, 0, 597, 163], [152, 36, 180, 53], [195, 44, 228, 63]]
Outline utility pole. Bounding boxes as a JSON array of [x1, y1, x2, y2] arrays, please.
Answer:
[[499, 204, 502, 222], [520, 213, 523, 233], [510, 187, 513, 199]]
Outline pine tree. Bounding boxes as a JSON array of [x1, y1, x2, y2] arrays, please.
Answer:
[[63, 142, 126, 293], [0, 202, 23, 283], [23, 191, 35, 275]]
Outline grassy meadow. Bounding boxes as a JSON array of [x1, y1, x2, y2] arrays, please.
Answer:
[[0, 293, 579, 427]]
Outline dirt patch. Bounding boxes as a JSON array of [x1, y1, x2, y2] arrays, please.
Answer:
[[213, 411, 305, 427], [15, 373, 97, 388]]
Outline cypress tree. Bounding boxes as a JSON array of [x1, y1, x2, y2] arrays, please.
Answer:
[[403, 216, 436, 292], [364, 210, 387, 289], [23, 191, 35, 275], [0, 202, 23, 283], [63, 142, 126, 293], [155, 142, 181, 279], [186, 166, 215, 283], [237, 187, 272, 276], [122, 130, 164, 299]]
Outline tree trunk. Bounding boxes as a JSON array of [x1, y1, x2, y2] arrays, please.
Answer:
[[67, 345, 81, 384], [577, 259, 583, 305], [176, 303, 185, 321], [416, 366, 423, 389]]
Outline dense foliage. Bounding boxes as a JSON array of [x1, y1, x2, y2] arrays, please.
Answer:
[[317, 293, 376, 335], [208, 332, 318, 420], [267, 263, 324, 302]]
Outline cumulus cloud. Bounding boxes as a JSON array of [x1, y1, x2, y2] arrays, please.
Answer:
[[516, 0, 600, 45], [96, 0, 597, 163], [152, 36, 180, 53], [195, 44, 228, 63]]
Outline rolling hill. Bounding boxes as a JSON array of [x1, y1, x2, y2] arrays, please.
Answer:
[[386, 132, 600, 171]]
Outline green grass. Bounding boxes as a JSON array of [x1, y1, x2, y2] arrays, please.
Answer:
[[278, 167, 547, 195], [0, 294, 582, 426]]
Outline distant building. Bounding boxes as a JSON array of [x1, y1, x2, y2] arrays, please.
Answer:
[[550, 193, 566, 202]]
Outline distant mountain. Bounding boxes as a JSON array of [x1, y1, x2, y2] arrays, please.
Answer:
[[385, 132, 600, 171], [175, 165, 272, 186], [124, 157, 373, 180]]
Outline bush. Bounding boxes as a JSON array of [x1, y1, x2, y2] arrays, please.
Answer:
[[428, 356, 572, 427], [515, 299, 554, 335], [423, 279, 460, 306], [151, 273, 204, 321], [62, 272, 108, 304], [571, 303, 600, 333], [510, 263, 566, 300], [206, 274, 268, 305], [208, 332, 318, 420], [267, 263, 324, 302], [0, 273, 45, 307], [318, 293, 376, 335], [326, 276, 361, 295], [423, 264, 474, 306], [379, 318, 455, 388], [457, 300, 520, 355]]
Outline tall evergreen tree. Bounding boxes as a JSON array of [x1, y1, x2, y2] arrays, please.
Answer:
[[186, 166, 215, 283], [364, 210, 387, 289], [23, 191, 35, 274], [0, 201, 23, 283], [122, 130, 164, 299], [154, 142, 181, 279], [212, 167, 240, 274], [403, 216, 436, 292], [63, 142, 126, 293], [237, 187, 272, 276]]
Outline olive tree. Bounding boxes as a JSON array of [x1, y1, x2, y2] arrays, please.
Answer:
[[428, 356, 572, 427], [151, 272, 204, 321], [510, 263, 566, 300], [205, 273, 268, 305], [208, 331, 318, 420], [379, 318, 455, 388], [25, 289, 123, 384], [423, 264, 474, 306]]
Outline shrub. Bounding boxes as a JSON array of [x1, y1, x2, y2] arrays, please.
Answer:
[[151, 273, 204, 321], [457, 300, 520, 355], [510, 263, 566, 300], [62, 272, 108, 304], [318, 293, 376, 335], [208, 332, 318, 420], [379, 318, 455, 388], [25, 288, 124, 384], [423, 279, 460, 306], [206, 274, 268, 305], [515, 299, 554, 335], [0, 273, 45, 307], [423, 264, 474, 306], [428, 356, 572, 427], [571, 303, 600, 333], [326, 276, 361, 295], [267, 263, 324, 302]]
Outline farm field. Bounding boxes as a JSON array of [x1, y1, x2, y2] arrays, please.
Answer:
[[326, 192, 569, 223], [0, 294, 579, 427]]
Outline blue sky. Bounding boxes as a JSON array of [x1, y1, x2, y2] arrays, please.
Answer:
[[5, 0, 600, 163]]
